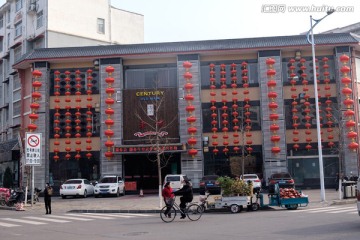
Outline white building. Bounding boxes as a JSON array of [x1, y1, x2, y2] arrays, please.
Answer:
[[0, 0, 143, 187]]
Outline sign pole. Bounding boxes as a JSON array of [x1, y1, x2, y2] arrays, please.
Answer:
[[31, 166, 34, 207]]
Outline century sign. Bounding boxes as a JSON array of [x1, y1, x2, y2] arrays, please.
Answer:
[[25, 132, 42, 166]]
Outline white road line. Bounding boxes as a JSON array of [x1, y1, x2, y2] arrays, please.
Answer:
[[46, 215, 93, 221], [2, 218, 47, 225], [327, 208, 357, 214], [81, 213, 134, 218], [66, 213, 115, 220], [118, 213, 153, 217], [290, 207, 337, 213], [24, 216, 71, 223], [0, 221, 20, 227]]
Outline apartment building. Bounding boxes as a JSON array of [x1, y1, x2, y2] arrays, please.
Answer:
[[0, 0, 143, 186]]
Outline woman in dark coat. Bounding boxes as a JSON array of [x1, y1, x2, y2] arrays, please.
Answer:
[[173, 180, 193, 219], [44, 183, 52, 214]]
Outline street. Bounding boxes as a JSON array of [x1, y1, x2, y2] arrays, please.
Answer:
[[0, 204, 359, 240]]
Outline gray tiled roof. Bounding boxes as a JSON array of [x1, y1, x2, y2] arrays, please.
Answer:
[[19, 33, 360, 62]]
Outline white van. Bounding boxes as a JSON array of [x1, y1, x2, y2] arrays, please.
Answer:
[[163, 174, 189, 191], [357, 177, 360, 216]]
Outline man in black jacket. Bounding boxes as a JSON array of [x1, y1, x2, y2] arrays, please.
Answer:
[[173, 180, 193, 219]]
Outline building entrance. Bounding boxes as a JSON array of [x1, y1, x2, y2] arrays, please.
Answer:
[[123, 153, 181, 191]]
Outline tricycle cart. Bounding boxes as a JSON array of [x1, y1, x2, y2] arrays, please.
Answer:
[[258, 184, 309, 210], [206, 195, 258, 213]]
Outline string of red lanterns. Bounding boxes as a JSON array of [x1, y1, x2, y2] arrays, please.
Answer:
[[74, 70, 82, 161], [231, 63, 240, 153], [242, 62, 253, 154], [288, 58, 299, 151], [53, 71, 61, 161], [64, 71, 72, 160], [28, 70, 42, 133], [86, 69, 94, 159], [209, 64, 219, 155], [266, 58, 281, 154], [314, 58, 324, 147], [183, 61, 198, 158], [340, 54, 358, 152], [220, 64, 229, 154], [104, 66, 115, 159], [322, 57, 334, 148]]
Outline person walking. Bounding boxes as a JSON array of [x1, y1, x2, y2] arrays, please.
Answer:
[[162, 182, 175, 218], [173, 180, 193, 219], [44, 183, 53, 214]]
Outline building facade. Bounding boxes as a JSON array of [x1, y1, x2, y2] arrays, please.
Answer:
[[0, 0, 144, 187], [13, 33, 360, 191]]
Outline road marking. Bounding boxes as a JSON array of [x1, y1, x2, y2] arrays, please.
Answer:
[[24, 216, 70, 223], [47, 215, 93, 221], [0, 221, 20, 227], [66, 213, 115, 220], [118, 213, 153, 217], [2, 218, 47, 225], [291, 206, 337, 213], [327, 207, 357, 213]]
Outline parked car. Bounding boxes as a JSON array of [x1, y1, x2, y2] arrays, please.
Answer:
[[163, 174, 189, 191], [199, 175, 221, 194], [240, 174, 262, 192], [94, 175, 125, 197], [268, 172, 295, 194], [60, 179, 94, 199]]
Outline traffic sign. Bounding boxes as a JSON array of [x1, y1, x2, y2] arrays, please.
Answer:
[[25, 132, 42, 166]]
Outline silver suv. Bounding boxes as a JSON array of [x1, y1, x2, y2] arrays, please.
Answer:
[[94, 175, 125, 197]]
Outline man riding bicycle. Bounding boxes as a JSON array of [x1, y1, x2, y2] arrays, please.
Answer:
[[173, 180, 193, 219]]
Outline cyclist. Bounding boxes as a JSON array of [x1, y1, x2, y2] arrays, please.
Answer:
[[162, 182, 175, 218], [173, 180, 193, 219]]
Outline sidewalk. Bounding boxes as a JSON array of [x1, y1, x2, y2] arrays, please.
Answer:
[[0, 188, 356, 213]]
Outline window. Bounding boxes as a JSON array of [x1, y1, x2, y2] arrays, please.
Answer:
[[0, 38, 3, 52], [0, 15, 3, 29], [13, 100, 20, 116], [125, 68, 177, 89], [7, 10, 10, 23], [7, 33, 10, 48], [15, 0, 23, 12], [14, 45, 22, 61], [36, 11, 43, 29], [97, 18, 105, 34], [13, 74, 21, 90], [15, 21, 22, 38]]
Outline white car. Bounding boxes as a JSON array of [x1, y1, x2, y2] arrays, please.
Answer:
[[60, 179, 94, 199], [163, 174, 189, 191], [240, 174, 262, 192], [94, 175, 125, 197]]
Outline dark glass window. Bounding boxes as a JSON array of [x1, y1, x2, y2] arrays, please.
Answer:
[[125, 68, 177, 89]]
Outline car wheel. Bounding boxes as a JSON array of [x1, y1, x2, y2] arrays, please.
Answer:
[[61, 195, 66, 199], [94, 194, 99, 198], [251, 203, 259, 211], [83, 190, 87, 198], [116, 188, 120, 197], [122, 188, 125, 196]]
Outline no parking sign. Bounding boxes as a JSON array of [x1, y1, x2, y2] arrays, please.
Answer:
[[25, 132, 42, 166]]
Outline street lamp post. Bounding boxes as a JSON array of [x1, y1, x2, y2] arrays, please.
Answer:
[[306, 9, 335, 202]]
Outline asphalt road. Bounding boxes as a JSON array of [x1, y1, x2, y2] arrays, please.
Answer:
[[1, 204, 359, 240]]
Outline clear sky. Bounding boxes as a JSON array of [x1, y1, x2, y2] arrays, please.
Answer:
[[1, 0, 359, 43]]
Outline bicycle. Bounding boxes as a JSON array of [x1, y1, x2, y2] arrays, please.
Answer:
[[160, 196, 203, 223]]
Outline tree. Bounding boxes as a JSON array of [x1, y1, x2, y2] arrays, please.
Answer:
[[134, 80, 179, 208], [3, 167, 14, 188]]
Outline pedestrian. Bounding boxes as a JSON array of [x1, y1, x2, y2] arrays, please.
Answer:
[[173, 180, 193, 219], [44, 183, 53, 214], [162, 182, 174, 218]]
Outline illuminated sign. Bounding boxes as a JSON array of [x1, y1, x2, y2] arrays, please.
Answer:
[[134, 131, 168, 137], [114, 145, 181, 154]]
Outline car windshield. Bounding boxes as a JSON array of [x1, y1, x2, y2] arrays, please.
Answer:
[[243, 175, 258, 180], [201, 175, 218, 181], [64, 180, 82, 184], [166, 176, 180, 181], [271, 173, 291, 179], [99, 177, 117, 183]]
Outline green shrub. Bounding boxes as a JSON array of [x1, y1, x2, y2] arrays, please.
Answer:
[[217, 176, 251, 196]]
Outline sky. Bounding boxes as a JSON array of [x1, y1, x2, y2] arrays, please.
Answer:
[[1, 0, 359, 43]]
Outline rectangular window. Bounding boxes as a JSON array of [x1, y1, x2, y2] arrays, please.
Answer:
[[13, 100, 21, 116], [15, 0, 23, 12], [125, 68, 177, 89], [14, 45, 22, 61], [0, 15, 3, 29], [15, 21, 22, 38], [13, 74, 21, 90], [7, 33, 10, 48], [36, 11, 43, 29], [97, 18, 105, 34], [0, 38, 3, 52], [7, 10, 10, 23]]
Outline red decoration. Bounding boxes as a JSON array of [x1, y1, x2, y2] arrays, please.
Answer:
[[28, 70, 42, 133], [104, 66, 115, 159]]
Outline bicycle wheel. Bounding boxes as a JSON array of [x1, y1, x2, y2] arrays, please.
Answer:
[[186, 203, 203, 221], [160, 206, 176, 223]]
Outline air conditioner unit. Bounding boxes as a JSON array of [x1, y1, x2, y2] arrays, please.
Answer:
[[28, 4, 36, 12]]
